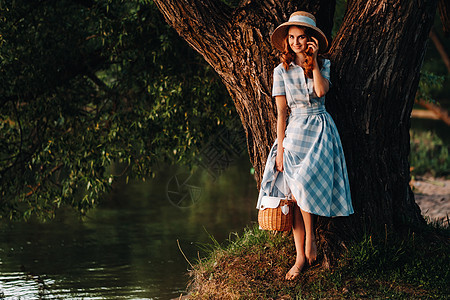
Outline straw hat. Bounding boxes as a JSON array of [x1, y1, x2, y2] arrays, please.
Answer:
[[271, 11, 328, 53]]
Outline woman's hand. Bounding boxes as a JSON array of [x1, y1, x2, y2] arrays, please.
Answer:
[[276, 149, 284, 172], [307, 36, 319, 61]]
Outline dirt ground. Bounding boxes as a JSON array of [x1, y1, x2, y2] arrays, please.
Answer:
[[411, 175, 450, 225]]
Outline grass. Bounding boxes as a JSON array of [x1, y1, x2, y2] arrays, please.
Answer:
[[186, 223, 449, 299]]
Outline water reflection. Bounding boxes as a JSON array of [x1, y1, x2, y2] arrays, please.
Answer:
[[0, 156, 258, 299]]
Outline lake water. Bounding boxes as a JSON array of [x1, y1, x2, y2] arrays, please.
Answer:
[[0, 156, 259, 299]]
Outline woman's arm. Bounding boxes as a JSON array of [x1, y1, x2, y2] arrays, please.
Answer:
[[275, 95, 288, 172], [308, 37, 330, 97], [312, 63, 329, 97]]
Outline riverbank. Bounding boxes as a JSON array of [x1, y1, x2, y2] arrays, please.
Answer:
[[174, 175, 449, 299], [181, 225, 448, 299], [169, 170, 450, 299]]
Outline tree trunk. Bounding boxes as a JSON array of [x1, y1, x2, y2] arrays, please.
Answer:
[[325, 0, 436, 225], [154, 0, 438, 263]]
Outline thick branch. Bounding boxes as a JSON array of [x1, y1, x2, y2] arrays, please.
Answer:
[[417, 99, 450, 125], [430, 28, 450, 73]]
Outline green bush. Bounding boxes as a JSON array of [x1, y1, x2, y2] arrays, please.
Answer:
[[410, 130, 450, 177]]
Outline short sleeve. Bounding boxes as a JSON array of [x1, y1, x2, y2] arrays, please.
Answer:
[[320, 59, 331, 86], [272, 65, 286, 97]]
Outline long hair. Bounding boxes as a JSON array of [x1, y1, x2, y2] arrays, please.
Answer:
[[280, 26, 323, 78], [281, 35, 296, 71]]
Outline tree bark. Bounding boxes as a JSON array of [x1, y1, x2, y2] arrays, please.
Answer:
[[154, 0, 438, 264]]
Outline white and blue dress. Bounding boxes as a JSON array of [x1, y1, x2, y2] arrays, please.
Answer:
[[256, 59, 354, 217]]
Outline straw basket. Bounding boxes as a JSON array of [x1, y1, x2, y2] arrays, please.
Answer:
[[258, 197, 294, 232]]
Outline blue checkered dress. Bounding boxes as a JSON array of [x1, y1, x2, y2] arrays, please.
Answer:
[[256, 59, 354, 217]]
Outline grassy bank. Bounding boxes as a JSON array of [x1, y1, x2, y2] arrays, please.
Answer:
[[186, 224, 449, 299]]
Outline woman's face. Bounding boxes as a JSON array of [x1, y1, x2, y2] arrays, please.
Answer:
[[288, 26, 308, 54]]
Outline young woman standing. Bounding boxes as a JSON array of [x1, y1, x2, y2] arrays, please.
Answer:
[[256, 11, 354, 280]]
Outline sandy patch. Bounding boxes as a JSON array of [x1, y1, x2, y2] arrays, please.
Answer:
[[411, 176, 450, 225]]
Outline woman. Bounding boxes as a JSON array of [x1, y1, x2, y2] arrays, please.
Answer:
[[256, 11, 354, 280]]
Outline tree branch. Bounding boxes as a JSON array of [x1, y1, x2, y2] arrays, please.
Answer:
[[438, 0, 450, 36], [25, 164, 64, 197], [12, 100, 24, 170], [416, 99, 450, 126], [430, 28, 450, 73]]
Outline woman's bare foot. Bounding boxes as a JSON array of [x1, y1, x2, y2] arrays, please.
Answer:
[[305, 236, 317, 265], [285, 256, 305, 280]]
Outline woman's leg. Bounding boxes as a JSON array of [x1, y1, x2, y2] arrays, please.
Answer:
[[285, 203, 306, 280], [300, 209, 317, 265]]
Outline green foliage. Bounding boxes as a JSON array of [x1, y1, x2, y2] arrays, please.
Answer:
[[0, 0, 233, 220], [417, 71, 445, 103], [332, 0, 347, 38], [410, 130, 450, 177]]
